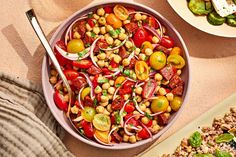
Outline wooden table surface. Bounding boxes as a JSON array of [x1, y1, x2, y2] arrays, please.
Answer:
[[0, 0, 236, 156]]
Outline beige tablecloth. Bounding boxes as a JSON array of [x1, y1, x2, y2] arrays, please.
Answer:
[[0, 0, 236, 157]]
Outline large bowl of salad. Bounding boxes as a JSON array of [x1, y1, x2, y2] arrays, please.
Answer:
[[42, 1, 190, 149]]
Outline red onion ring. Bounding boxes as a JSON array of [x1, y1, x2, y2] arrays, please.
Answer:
[[104, 70, 121, 78], [108, 126, 121, 143], [143, 25, 161, 42], [119, 100, 130, 126], [124, 114, 143, 136], [90, 36, 102, 68], [78, 72, 95, 100], [78, 86, 85, 110], [112, 80, 128, 100]]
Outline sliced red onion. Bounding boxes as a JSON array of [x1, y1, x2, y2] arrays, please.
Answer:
[[127, 50, 135, 61], [119, 100, 130, 126], [104, 70, 121, 78], [133, 99, 145, 115], [94, 134, 114, 146], [78, 72, 95, 100], [124, 114, 143, 136], [149, 70, 157, 76], [64, 16, 88, 45], [134, 55, 139, 60], [90, 36, 102, 68], [126, 77, 137, 83], [108, 126, 120, 143], [53, 80, 62, 88], [128, 126, 142, 131], [78, 86, 85, 110], [55, 44, 90, 61], [135, 82, 145, 87], [99, 37, 128, 51], [143, 25, 161, 42], [112, 80, 128, 100], [72, 116, 83, 122], [152, 44, 159, 49], [140, 122, 153, 139]]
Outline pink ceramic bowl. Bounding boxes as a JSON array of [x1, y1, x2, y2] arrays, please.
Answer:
[[42, 1, 190, 149]]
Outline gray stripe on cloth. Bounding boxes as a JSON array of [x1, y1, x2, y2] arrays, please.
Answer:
[[0, 73, 74, 157]]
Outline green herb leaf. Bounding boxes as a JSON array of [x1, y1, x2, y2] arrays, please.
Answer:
[[193, 153, 214, 157], [123, 69, 130, 76], [119, 65, 124, 72], [109, 30, 116, 36], [115, 84, 121, 88], [144, 112, 153, 120], [215, 133, 234, 143], [127, 16, 131, 20], [93, 98, 98, 106], [98, 78, 108, 83], [115, 28, 121, 35], [215, 149, 232, 157], [102, 90, 107, 96], [85, 43, 91, 47], [115, 112, 121, 124], [91, 32, 96, 38], [188, 131, 202, 148], [77, 49, 88, 58]]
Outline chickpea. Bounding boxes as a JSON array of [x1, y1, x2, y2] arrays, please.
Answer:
[[139, 103, 146, 112], [152, 120, 157, 125], [93, 26, 100, 35], [177, 70, 182, 75], [141, 15, 147, 20], [104, 61, 109, 67], [111, 33, 118, 39], [166, 93, 174, 101], [123, 134, 129, 142], [100, 101, 109, 107], [49, 76, 57, 84], [71, 105, 79, 114], [144, 101, 150, 107], [120, 27, 126, 34], [162, 80, 169, 86], [97, 8, 105, 16], [108, 87, 115, 95], [119, 33, 127, 41], [129, 135, 137, 143], [122, 58, 130, 67], [154, 73, 163, 81], [133, 111, 140, 120], [125, 41, 133, 49], [136, 95, 142, 102], [123, 20, 130, 25], [97, 60, 105, 67], [109, 80, 114, 86], [107, 94, 113, 100], [124, 94, 130, 100], [98, 17, 106, 25], [106, 25, 113, 32], [152, 36, 159, 44], [104, 33, 110, 39], [114, 39, 121, 46], [100, 26, 106, 34], [95, 86, 102, 94], [167, 106, 172, 113], [159, 87, 167, 96], [85, 23, 92, 31], [151, 124, 160, 134], [93, 56, 98, 62], [164, 113, 170, 119], [101, 95, 109, 103], [93, 14, 100, 20], [145, 48, 153, 56], [55, 83, 63, 91], [134, 13, 142, 21], [97, 53, 106, 60], [139, 53, 146, 61], [134, 48, 141, 55], [141, 117, 150, 125], [106, 36, 114, 45], [113, 55, 122, 64], [145, 108, 152, 114], [96, 106, 105, 113], [86, 31, 92, 37], [135, 87, 143, 95], [106, 104, 113, 113], [73, 32, 81, 39], [102, 83, 110, 90], [50, 69, 57, 76]]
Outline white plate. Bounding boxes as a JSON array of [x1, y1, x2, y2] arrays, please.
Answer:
[[167, 0, 236, 38]]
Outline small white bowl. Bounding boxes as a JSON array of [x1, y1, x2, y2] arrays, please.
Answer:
[[42, 1, 191, 150]]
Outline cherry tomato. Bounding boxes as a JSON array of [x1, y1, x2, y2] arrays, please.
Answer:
[[81, 106, 96, 122], [104, 6, 113, 13], [137, 128, 150, 139], [150, 51, 167, 70], [114, 76, 126, 87], [94, 130, 111, 144], [123, 81, 135, 89], [81, 87, 90, 100], [67, 39, 85, 53], [112, 97, 124, 110], [53, 90, 68, 111], [133, 28, 149, 47], [81, 120, 94, 138], [141, 41, 154, 53], [119, 88, 132, 95], [142, 79, 157, 98], [63, 69, 79, 80], [148, 16, 159, 28], [87, 65, 102, 75], [54, 40, 71, 66], [160, 37, 174, 48], [170, 96, 182, 111], [113, 5, 129, 20], [167, 54, 185, 69], [124, 102, 135, 113], [135, 61, 149, 81], [145, 119, 153, 127], [72, 59, 92, 69], [106, 13, 122, 29], [151, 96, 169, 113], [102, 68, 112, 75], [87, 18, 95, 28], [93, 74, 99, 88], [92, 114, 111, 131], [70, 76, 86, 90], [124, 22, 138, 34], [110, 59, 119, 68], [170, 47, 182, 55], [124, 114, 139, 126]]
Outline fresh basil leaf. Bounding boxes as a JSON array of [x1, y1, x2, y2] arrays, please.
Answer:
[[188, 131, 202, 148]]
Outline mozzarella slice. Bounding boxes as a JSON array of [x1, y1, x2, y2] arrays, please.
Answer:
[[212, 0, 236, 17]]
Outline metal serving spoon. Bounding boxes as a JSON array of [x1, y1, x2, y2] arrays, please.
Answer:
[[25, 9, 88, 138]]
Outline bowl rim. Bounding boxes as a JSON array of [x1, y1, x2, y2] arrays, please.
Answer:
[[42, 0, 191, 150]]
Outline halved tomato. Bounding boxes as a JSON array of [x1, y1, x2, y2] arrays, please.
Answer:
[[63, 69, 79, 80], [94, 130, 111, 144], [72, 59, 92, 69], [53, 90, 68, 111], [135, 61, 149, 81], [142, 79, 158, 98], [113, 5, 129, 20]]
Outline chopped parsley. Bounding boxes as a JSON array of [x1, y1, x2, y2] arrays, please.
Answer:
[[115, 84, 121, 88], [93, 98, 98, 106], [85, 43, 91, 47], [91, 32, 96, 38], [145, 112, 153, 120], [98, 78, 108, 83], [109, 28, 121, 37], [77, 49, 88, 58], [102, 90, 107, 96], [115, 28, 121, 34], [88, 12, 93, 18], [123, 69, 130, 76], [127, 16, 131, 20], [118, 65, 124, 72], [115, 112, 121, 124]]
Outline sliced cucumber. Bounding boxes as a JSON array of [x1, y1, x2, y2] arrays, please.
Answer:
[[207, 11, 226, 26]]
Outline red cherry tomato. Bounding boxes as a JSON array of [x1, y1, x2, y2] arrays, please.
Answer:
[[145, 119, 153, 127], [133, 28, 149, 47], [104, 6, 113, 13], [87, 18, 95, 28], [72, 60, 92, 69], [81, 120, 94, 138], [123, 81, 135, 89], [110, 59, 119, 68], [160, 37, 174, 48], [148, 16, 159, 29], [87, 65, 102, 75], [137, 128, 150, 139], [53, 90, 68, 111], [124, 114, 139, 126], [112, 97, 124, 110], [119, 88, 132, 95], [102, 68, 112, 75], [124, 102, 135, 113], [142, 79, 158, 98], [63, 69, 79, 80], [93, 74, 99, 88]]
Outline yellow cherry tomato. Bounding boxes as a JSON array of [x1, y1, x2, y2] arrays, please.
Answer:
[[151, 96, 169, 113], [167, 54, 185, 69], [170, 96, 182, 111], [141, 41, 154, 53], [170, 47, 182, 55], [113, 5, 129, 20], [94, 130, 111, 144], [135, 61, 149, 81], [114, 76, 126, 87], [67, 39, 85, 53], [81, 87, 90, 100], [92, 114, 111, 131], [106, 13, 122, 29], [81, 106, 96, 122], [150, 51, 167, 70]]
